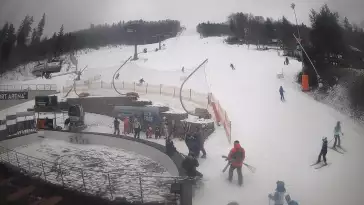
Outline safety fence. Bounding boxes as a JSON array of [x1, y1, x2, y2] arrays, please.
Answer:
[[0, 84, 58, 91], [0, 145, 182, 203], [209, 94, 232, 143]]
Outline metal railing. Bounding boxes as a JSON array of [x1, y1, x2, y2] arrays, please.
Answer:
[[62, 81, 209, 108], [0, 84, 58, 91], [0, 145, 182, 203]]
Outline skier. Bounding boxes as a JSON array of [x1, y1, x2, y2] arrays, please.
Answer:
[[226, 140, 245, 186], [284, 57, 289, 65], [139, 78, 145, 85], [230, 63, 235, 70], [181, 152, 203, 178], [316, 137, 328, 165], [268, 181, 286, 205], [182, 66, 185, 73], [279, 86, 285, 101], [115, 73, 120, 80], [113, 118, 120, 135], [285, 194, 299, 205], [333, 121, 344, 149], [123, 117, 129, 134], [133, 118, 141, 139]]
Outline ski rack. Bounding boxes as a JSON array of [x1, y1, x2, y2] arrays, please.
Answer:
[[112, 56, 133, 96], [179, 58, 209, 117]]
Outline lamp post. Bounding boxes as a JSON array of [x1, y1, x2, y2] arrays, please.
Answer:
[[152, 33, 172, 50]]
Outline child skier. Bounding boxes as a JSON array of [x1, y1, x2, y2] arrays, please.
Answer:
[[333, 121, 344, 149], [155, 125, 161, 139], [279, 86, 285, 101], [146, 125, 153, 138], [317, 137, 328, 165], [268, 181, 286, 205]]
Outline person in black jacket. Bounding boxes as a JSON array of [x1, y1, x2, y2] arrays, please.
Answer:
[[113, 118, 120, 135], [185, 133, 200, 157], [166, 138, 177, 156], [317, 137, 328, 165], [182, 153, 203, 178]]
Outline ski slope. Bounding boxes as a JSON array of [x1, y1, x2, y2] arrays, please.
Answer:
[[2, 32, 364, 205]]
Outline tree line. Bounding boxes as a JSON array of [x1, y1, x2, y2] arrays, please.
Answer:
[[197, 4, 364, 85], [0, 15, 182, 73]]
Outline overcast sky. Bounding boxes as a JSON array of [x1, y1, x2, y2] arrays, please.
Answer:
[[0, 0, 363, 37]]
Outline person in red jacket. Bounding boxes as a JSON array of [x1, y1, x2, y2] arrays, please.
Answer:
[[227, 140, 245, 186], [123, 117, 129, 134]]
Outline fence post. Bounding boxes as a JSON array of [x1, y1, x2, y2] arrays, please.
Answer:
[[101, 81, 103, 88], [173, 88, 175, 97], [59, 164, 65, 187], [189, 89, 192, 100], [138, 174, 144, 203], [15, 152, 20, 167], [107, 173, 113, 199], [41, 160, 47, 180], [133, 82, 136, 91], [160, 84, 162, 95], [146, 83, 148, 94], [27, 156, 31, 172], [122, 81, 124, 89], [81, 169, 86, 192]]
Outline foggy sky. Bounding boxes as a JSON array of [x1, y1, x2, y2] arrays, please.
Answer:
[[0, 0, 363, 37]]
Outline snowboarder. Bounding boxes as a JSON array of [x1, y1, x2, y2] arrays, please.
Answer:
[[226, 140, 245, 186], [230, 63, 235, 70], [317, 137, 328, 165], [113, 118, 120, 135], [115, 73, 120, 80], [285, 194, 299, 205], [268, 181, 286, 205], [194, 127, 206, 158], [333, 121, 344, 149], [279, 86, 285, 101], [123, 117, 129, 134], [133, 118, 141, 139], [182, 152, 203, 178]]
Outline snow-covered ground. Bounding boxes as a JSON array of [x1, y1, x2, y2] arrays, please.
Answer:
[[1, 32, 364, 205]]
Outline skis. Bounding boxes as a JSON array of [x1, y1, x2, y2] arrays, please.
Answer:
[[315, 162, 331, 169], [221, 155, 256, 173], [329, 147, 344, 154]]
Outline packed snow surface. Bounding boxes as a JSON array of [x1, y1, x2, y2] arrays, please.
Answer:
[[1, 32, 364, 205]]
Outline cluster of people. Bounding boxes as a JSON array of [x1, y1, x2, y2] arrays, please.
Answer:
[[113, 117, 141, 138]]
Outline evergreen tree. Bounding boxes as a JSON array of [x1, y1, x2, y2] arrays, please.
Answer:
[[16, 15, 34, 47], [36, 13, 46, 43], [343, 17, 352, 32], [1, 24, 16, 65], [309, 4, 344, 58], [31, 28, 37, 45]]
